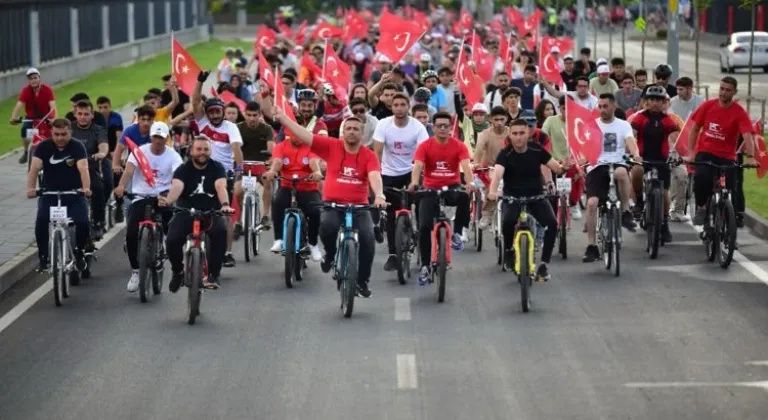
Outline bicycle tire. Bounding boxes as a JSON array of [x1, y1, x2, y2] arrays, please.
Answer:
[[717, 199, 737, 269], [612, 207, 621, 277], [152, 228, 164, 294], [648, 187, 662, 259], [437, 226, 447, 303], [284, 215, 297, 288], [187, 248, 202, 325], [395, 215, 410, 285], [519, 234, 531, 313], [341, 238, 357, 318], [705, 199, 717, 262], [52, 230, 63, 307], [558, 197, 567, 259], [252, 197, 261, 256], [603, 211, 613, 270], [138, 227, 153, 303], [243, 195, 252, 262], [474, 193, 483, 252]]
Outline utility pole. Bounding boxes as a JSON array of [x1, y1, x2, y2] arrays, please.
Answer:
[[577, 0, 586, 49], [667, 0, 680, 80]]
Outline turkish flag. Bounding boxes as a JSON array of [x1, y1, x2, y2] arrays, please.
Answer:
[[343, 10, 369, 42], [294, 20, 309, 45], [470, 31, 494, 82], [540, 36, 575, 57], [566, 97, 603, 165], [752, 120, 768, 179], [539, 52, 562, 84], [277, 22, 293, 39], [218, 90, 247, 112], [674, 116, 695, 157], [501, 32, 517, 76], [489, 20, 504, 37], [124, 136, 155, 188], [506, 7, 524, 27], [311, 21, 343, 40], [455, 46, 484, 109], [254, 26, 277, 51], [257, 51, 275, 91], [322, 42, 351, 88], [376, 11, 426, 64], [412, 10, 431, 33], [516, 9, 542, 37], [460, 8, 473, 31], [171, 39, 201, 96], [274, 69, 297, 129], [300, 53, 323, 81]]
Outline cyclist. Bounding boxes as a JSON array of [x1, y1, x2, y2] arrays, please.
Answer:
[[422, 70, 447, 111], [318, 83, 347, 138], [487, 118, 568, 279], [542, 96, 584, 220], [234, 101, 274, 238], [262, 133, 323, 261], [111, 105, 156, 220], [653, 64, 678, 98], [412, 87, 437, 119], [191, 70, 244, 268], [10, 68, 56, 164], [275, 111, 386, 298], [372, 92, 430, 271], [629, 85, 679, 243], [161, 136, 235, 291], [473, 106, 510, 229], [582, 93, 640, 263], [278, 89, 329, 139], [26, 118, 91, 271], [409, 112, 476, 285], [411, 104, 434, 136], [686, 77, 755, 226], [113, 122, 182, 292]]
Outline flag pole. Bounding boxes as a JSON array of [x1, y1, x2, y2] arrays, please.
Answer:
[[274, 66, 279, 108], [322, 38, 328, 81], [171, 31, 174, 75]]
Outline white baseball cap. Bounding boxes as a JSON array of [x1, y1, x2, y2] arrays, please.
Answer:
[[378, 54, 392, 63], [550, 46, 560, 54], [597, 64, 610, 74], [354, 52, 365, 62], [471, 103, 488, 114], [150, 121, 170, 138], [26, 67, 40, 77], [596, 57, 608, 65], [420, 53, 432, 62], [563, 54, 574, 61]]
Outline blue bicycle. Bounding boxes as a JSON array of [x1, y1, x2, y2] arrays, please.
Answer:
[[322, 202, 375, 318], [279, 174, 315, 288]]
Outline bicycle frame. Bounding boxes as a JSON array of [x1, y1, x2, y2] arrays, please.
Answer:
[[417, 188, 458, 266], [280, 175, 313, 253], [240, 161, 266, 229], [184, 209, 212, 279], [555, 175, 572, 230], [44, 191, 79, 274], [514, 204, 536, 276]]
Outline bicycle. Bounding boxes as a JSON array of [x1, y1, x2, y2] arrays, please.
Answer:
[[687, 161, 757, 269], [385, 186, 417, 285], [240, 160, 268, 262], [322, 202, 376, 318], [278, 174, 315, 288], [174, 207, 224, 325], [414, 186, 466, 303], [470, 167, 492, 252], [635, 158, 679, 259], [38, 190, 84, 307], [554, 175, 573, 260], [16, 117, 52, 174], [498, 194, 553, 313], [127, 193, 166, 302], [593, 160, 629, 277]]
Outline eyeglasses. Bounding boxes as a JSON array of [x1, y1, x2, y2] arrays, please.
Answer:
[[434, 123, 451, 129], [351, 107, 366, 114]]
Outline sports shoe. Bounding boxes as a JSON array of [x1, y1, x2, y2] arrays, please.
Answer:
[[309, 244, 322, 262], [127, 270, 139, 292], [270, 240, 283, 253]]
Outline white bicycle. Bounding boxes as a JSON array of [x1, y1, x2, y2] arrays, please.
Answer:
[[241, 161, 269, 262], [40, 190, 85, 306]]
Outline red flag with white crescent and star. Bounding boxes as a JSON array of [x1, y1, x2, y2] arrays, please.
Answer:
[[254, 26, 277, 51], [539, 52, 563, 85], [257, 50, 275, 91], [752, 120, 768, 179], [566, 97, 603, 166], [124, 136, 155, 188], [376, 11, 426, 64], [454, 42, 484, 109], [171, 39, 201, 96]]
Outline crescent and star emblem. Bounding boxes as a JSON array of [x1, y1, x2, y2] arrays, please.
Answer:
[[174, 53, 189, 74], [458, 64, 470, 85], [259, 37, 271, 48], [263, 68, 273, 83], [394, 32, 411, 52], [318, 28, 331, 39], [574, 118, 589, 146]]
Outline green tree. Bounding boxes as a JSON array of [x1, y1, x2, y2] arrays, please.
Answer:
[[693, 0, 713, 94]]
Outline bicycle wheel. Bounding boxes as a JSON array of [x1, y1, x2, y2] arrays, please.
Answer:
[[152, 228, 164, 294], [395, 215, 411, 285], [138, 227, 154, 303], [648, 187, 662, 259], [251, 197, 261, 256], [187, 248, 202, 325], [341, 238, 357, 318], [705, 199, 717, 262], [243, 195, 252, 262], [518, 234, 531, 313], [284, 215, 297, 288], [52, 230, 64, 307], [437, 226, 447, 303], [717, 199, 737, 268], [611, 207, 621, 277], [602, 211, 613, 270], [474, 193, 483, 252], [558, 197, 567, 259]]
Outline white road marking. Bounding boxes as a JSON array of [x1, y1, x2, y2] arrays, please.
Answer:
[[625, 381, 768, 390], [397, 354, 418, 389], [686, 221, 768, 286], [0, 223, 125, 335], [745, 361, 768, 366], [394, 298, 411, 321], [646, 264, 763, 283]]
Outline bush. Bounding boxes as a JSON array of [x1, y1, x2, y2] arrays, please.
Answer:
[[656, 29, 668, 39]]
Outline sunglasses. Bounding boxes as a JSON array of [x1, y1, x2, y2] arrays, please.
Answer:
[[351, 107, 366, 114], [434, 123, 451, 129]]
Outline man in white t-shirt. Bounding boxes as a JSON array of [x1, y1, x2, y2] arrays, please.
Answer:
[[582, 93, 639, 263], [114, 122, 183, 293], [372, 92, 429, 271], [192, 70, 244, 268]]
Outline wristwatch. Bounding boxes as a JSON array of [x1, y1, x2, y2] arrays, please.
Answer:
[[221, 201, 230, 207]]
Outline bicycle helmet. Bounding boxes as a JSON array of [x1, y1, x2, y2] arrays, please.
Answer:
[[323, 82, 335, 96], [203, 98, 225, 112], [654, 63, 673, 79], [413, 87, 432, 103], [644, 85, 667, 99], [421, 70, 439, 83], [296, 89, 318, 102]]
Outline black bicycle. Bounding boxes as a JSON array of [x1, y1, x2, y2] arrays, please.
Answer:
[[635, 158, 680, 259], [127, 193, 166, 302], [385, 186, 417, 285], [592, 159, 631, 277]]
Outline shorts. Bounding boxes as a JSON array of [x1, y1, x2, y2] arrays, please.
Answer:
[[642, 162, 671, 190], [585, 164, 628, 201], [20, 120, 33, 140]]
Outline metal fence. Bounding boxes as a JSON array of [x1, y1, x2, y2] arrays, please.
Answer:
[[0, 0, 206, 74]]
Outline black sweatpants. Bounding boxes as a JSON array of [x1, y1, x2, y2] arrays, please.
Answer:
[[417, 188, 469, 267], [502, 200, 557, 264], [271, 188, 321, 245], [319, 208, 375, 285], [166, 212, 228, 277], [125, 198, 172, 269]]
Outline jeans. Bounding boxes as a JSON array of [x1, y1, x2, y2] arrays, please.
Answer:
[[125, 198, 172, 269], [319, 208, 375, 286], [166, 212, 228, 277], [271, 188, 321, 245], [35, 195, 90, 260], [502, 199, 557, 263], [417, 188, 470, 267]]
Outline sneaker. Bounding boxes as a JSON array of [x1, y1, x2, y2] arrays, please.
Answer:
[[478, 216, 491, 230], [503, 249, 514, 272], [418, 265, 431, 286], [270, 239, 283, 253], [74, 250, 87, 272], [736, 213, 745, 229], [204, 274, 220, 290], [662, 223, 673, 243], [631, 203, 644, 220], [571, 206, 582, 220], [621, 211, 637, 232], [461, 228, 469, 243], [357, 282, 372, 298], [321, 255, 333, 273], [374, 225, 384, 243], [668, 211, 690, 222], [260, 216, 272, 230], [582, 245, 601, 263], [223, 252, 236, 267], [451, 233, 464, 251], [37, 256, 50, 272], [127, 270, 140, 292], [536, 263, 550, 282], [233, 222, 243, 240], [18, 150, 28, 164], [309, 244, 322, 262], [91, 224, 104, 241], [169, 271, 184, 293], [383, 254, 398, 271], [693, 208, 706, 226]]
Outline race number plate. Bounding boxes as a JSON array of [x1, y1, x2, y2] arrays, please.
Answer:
[[556, 177, 572, 194], [26, 128, 39, 140], [242, 176, 258, 190], [50, 206, 68, 221]]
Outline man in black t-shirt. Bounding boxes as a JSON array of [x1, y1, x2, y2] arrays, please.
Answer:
[[71, 100, 109, 238], [486, 118, 568, 281], [66, 92, 107, 128], [26, 118, 92, 271], [162, 136, 234, 291], [161, 74, 191, 120]]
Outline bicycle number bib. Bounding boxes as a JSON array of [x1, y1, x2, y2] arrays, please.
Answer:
[[50, 206, 68, 221], [556, 178, 572, 194], [26, 128, 39, 141], [242, 176, 258, 190]]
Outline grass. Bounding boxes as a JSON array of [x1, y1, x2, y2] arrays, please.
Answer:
[[0, 39, 252, 155], [744, 172, 768, 221]]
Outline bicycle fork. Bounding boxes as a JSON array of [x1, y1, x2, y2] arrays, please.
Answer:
[[430, 220, 452, 265]]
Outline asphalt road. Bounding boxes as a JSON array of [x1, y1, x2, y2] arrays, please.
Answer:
[[2, 209, 768, 419]]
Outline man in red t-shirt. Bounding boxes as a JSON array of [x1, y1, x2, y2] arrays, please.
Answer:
[[409, 112, 476, 285], [686, 77, 755, 226], [275, 110, 385, 298], [10, 68, 57, 164], [319, 83, 347, 138]]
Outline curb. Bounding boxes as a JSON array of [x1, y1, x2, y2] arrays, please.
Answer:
[[743, 208, 768, 241]]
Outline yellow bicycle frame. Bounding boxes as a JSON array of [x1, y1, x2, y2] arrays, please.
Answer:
[[513, 210, 536, 275]]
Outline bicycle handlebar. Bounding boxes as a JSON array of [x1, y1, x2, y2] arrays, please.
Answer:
[[412, 186, 467, 197], [173, 207, 225, 217], [684, 161, 759, 170], [321, 202, 378, 211], [498, 194, 557, 203], [36, 190, 83, 197]]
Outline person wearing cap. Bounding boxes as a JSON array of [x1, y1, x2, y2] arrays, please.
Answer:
[[560, 54, 579, 91], [549, 46, 565, 70], [114, 121, 182, 293], [461, 103, 490, 154], [10, 67, 57, 164], [573, 47, 596, 76], [369, 55, 394, 86], [218, 47, 236, 82], [588, 57, 609, 79], [589, 64, 619, 96], [414, 52, 435, 88]]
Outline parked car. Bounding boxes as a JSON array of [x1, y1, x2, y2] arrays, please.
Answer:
[[719, 31, 768, 73]]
